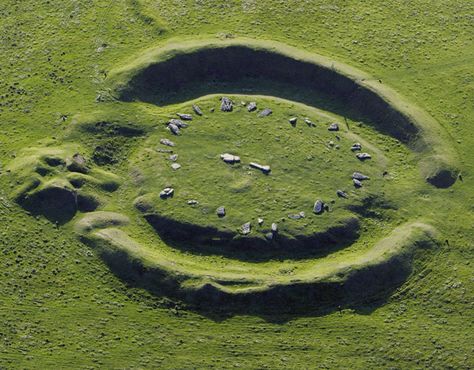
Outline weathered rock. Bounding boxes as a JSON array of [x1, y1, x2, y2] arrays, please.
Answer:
[[220, 153, 241, 164], [250, 162, 271, 174], [187, 199, 199, 205], [160, 187, 174, 198], [271, 223, 278, 232], [247, 102, 257, 112], [351, 143, 362, 151], [192, 104, 203, 116], [160, 138, 175, 147], [216, 206, 226, 217], [258, 217, 264, 226], [220, 97, 233, 112], [313, 200, 324, 214], [258, 108, 272, 117], [177, 113, 192, 121], [289, 117, 297, 125], [169, 119, 188, 128], [169, 154, 178, 162], [167, 123, 180, 135], [352, 172, 370, 180], [67, 153, 88, 174], [328, 122, 339, 131], [171, 163, 181, 170], [356, 152, 372, 160], [353, 179, 363, 188], [337, 189, 348, 198], [241, 222, 251, 235]]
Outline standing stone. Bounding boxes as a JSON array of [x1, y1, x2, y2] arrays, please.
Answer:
[[168, 123, 180, 135], [160, 138, 175, 147], [258, 218, 264, 226], [247, 102, 257, 112], [353, 179, 363, 188], [351, 143, 362, 151], [216, 206, 226, 217], [328, 122, 339, 131], [171, 163, 181, 170], [289, 117, 297, 126], [192, 104, 203, 116], [249, 162, 271, 174], [177, 113, 193, 121], [220, 97, 233, 112], [258, 108, 272, 117], [305, 118, 315, 127], [356, 153, 372, 160], [337, 190, 348, 198], [241, 222, 251, 235], [352, 172, 370, 180], [271, 223, 278, 233], [159, 187, 174, 198], [169, 154, 178, 162], [313, 200, 324, 214]]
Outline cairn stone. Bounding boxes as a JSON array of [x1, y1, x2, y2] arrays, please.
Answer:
[[247, 102, 257, 112], [220, 97, 233, 112]]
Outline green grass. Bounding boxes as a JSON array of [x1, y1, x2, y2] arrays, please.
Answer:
[[0, 0, 473, 368]]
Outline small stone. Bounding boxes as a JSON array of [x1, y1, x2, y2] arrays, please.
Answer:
[[171, 163, 181, 170], [258, 108, 272, 117], [220, 97, 233, 112], [258, 218, 264, 226], [169, 119, 188, 128], [169, 154, 178, 162], [313, 200, 324, 214], [241, 222, 251, 235], [177, 113, 192, 121], [249, 162, 271, 174], [352, 172, 370, 180], [160, 187, 174, 198], [289, 117, 297, 125], [210, 108, 215, 113], [216, 206, 226, 217], [351, 143, 362, 151], [160, 138, 175, 147], [247, 102, 257, 112], [192, 105, 203, 116], [337, 190, 348, 198], [187, 200, 199, 205], [353, 179, 363, 188], [168, 123, 180, 135], [328, 122, 339, 131], [271, 223, 278, 232], [328, 140, 335, 147], [220, 153, 241, 164], [356, 153, 372, 160], [288, 211, 305, 220]]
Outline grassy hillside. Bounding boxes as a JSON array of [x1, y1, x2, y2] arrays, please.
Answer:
[[0, 0, 473, 368]]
